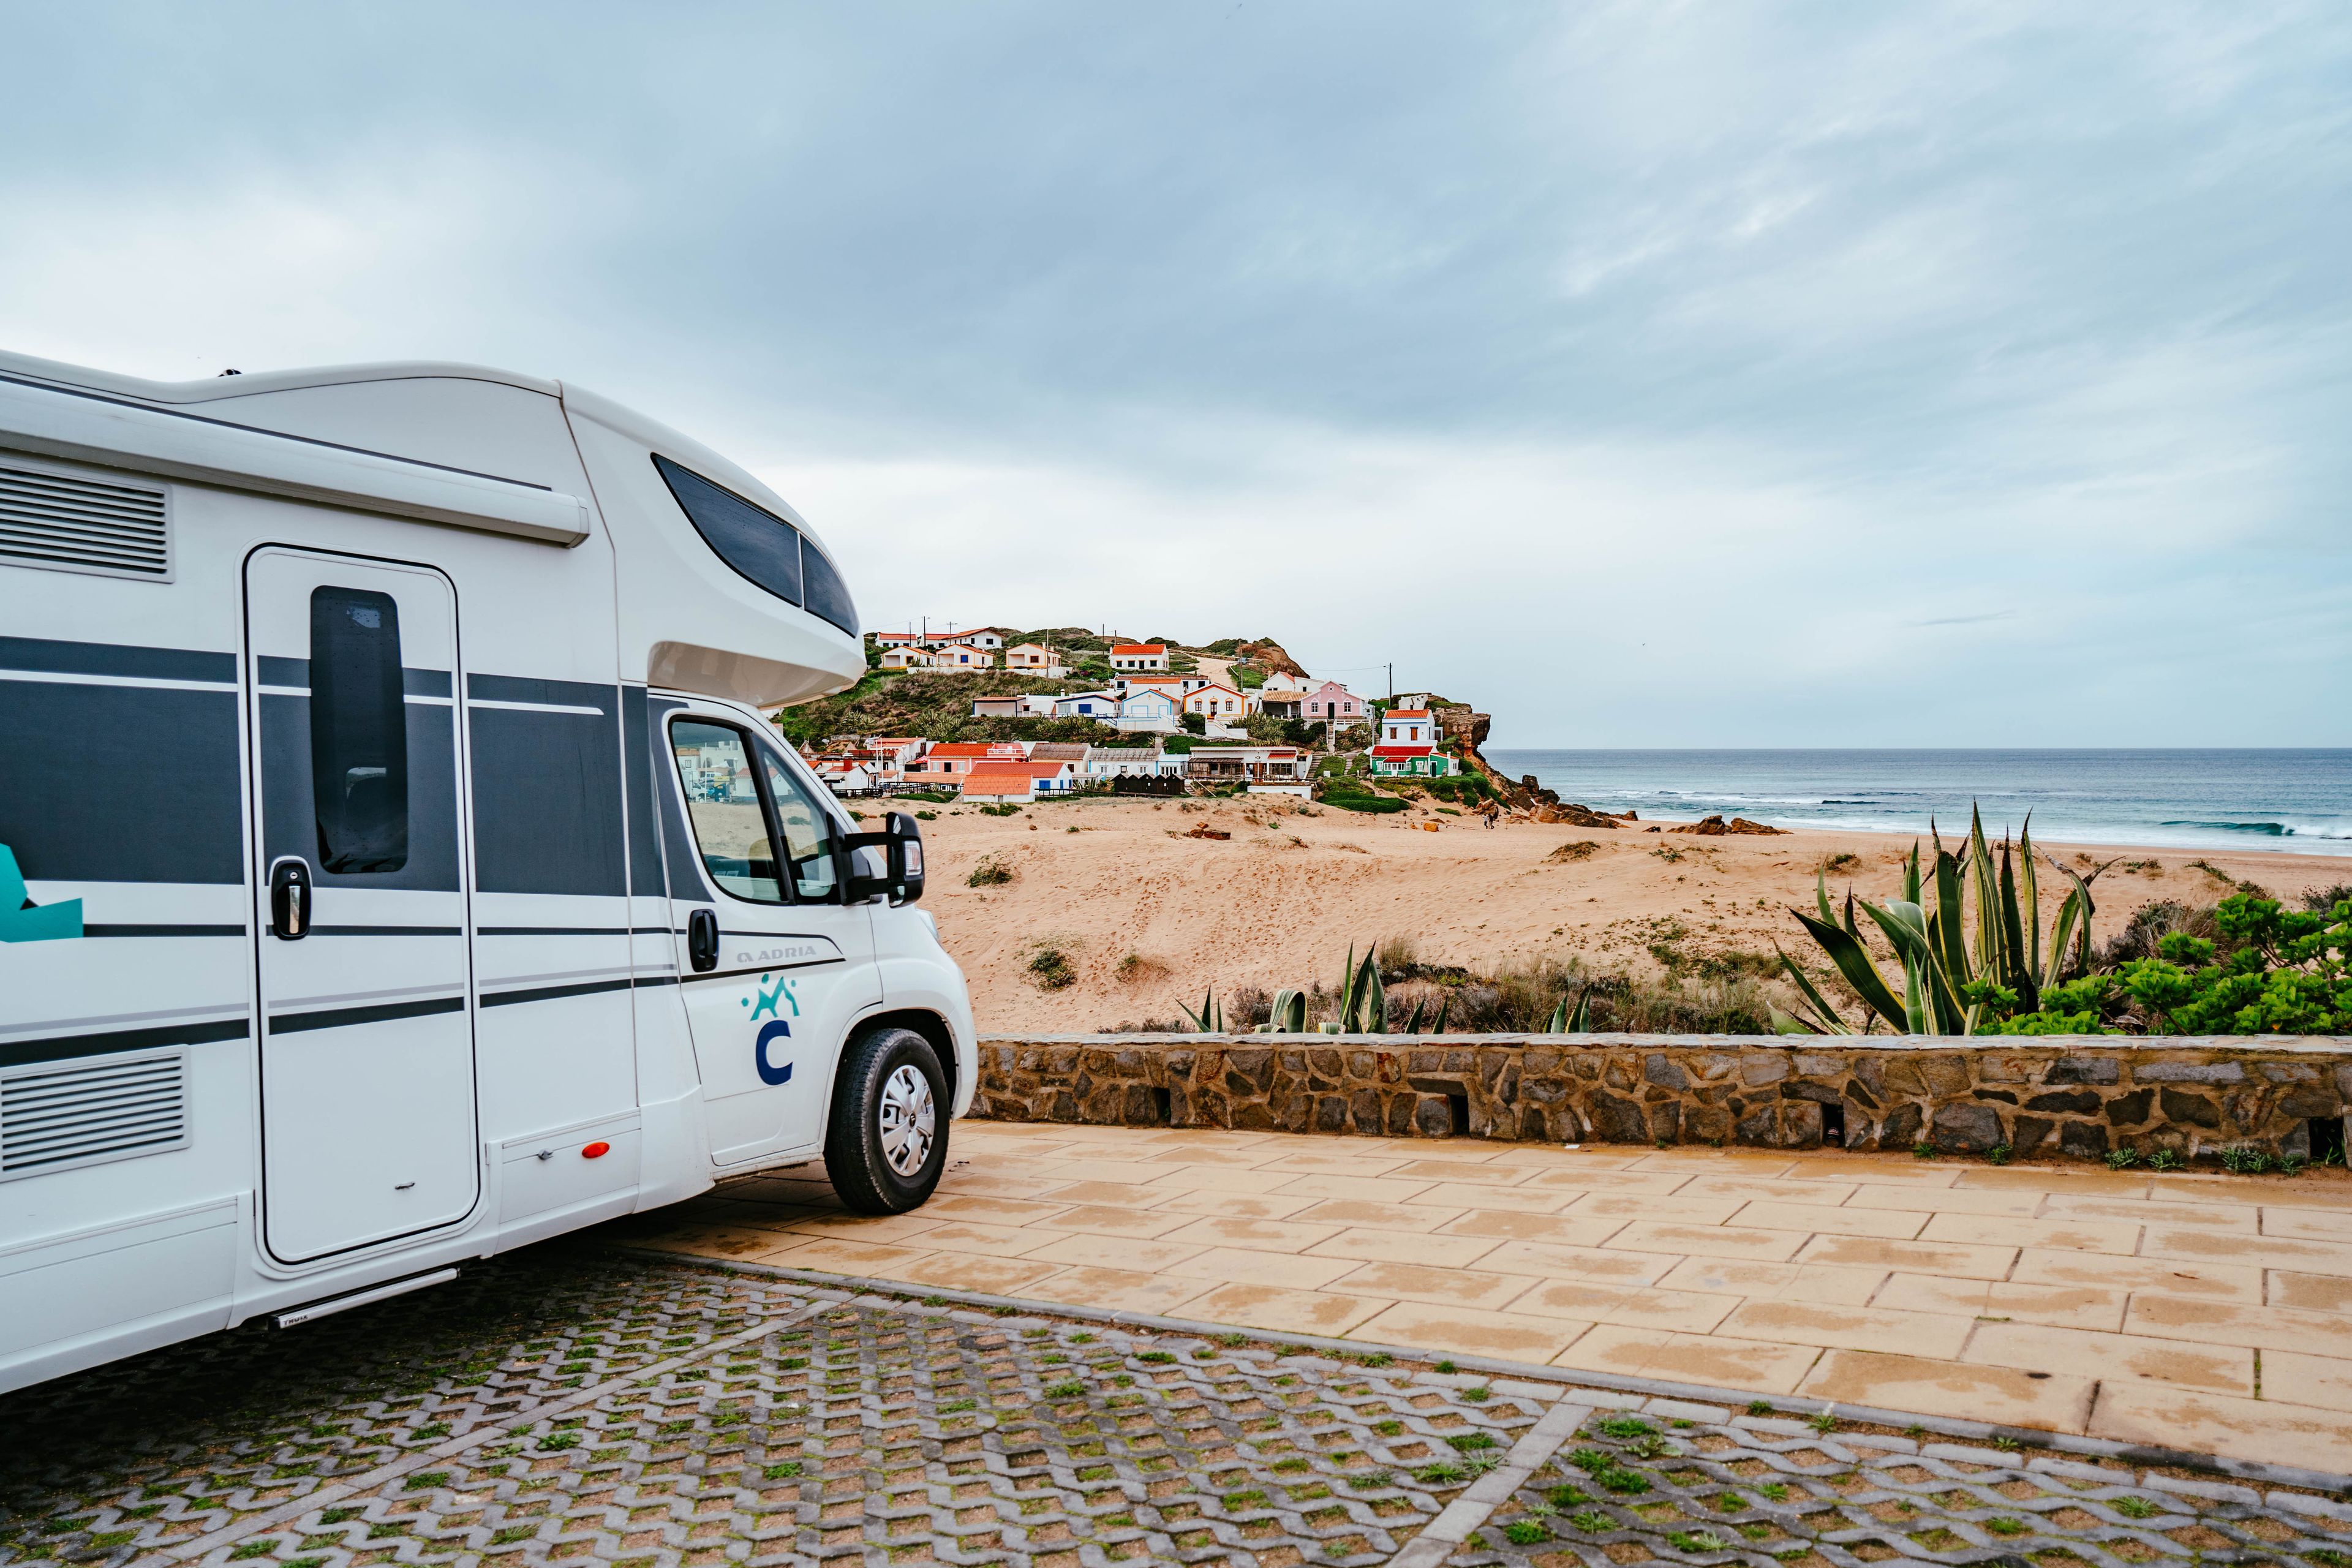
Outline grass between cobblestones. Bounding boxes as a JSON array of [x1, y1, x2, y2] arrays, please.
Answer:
[[0, 1248, 1520, 1567], [7, 1248, 2352, 1567]]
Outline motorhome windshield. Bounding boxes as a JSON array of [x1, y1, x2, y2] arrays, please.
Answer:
[[652, 454, 858, 636]]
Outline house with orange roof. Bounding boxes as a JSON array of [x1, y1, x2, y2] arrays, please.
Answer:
[[1177, 682, 1246, 720], [959, 758, 1079, 804], [902, 740, 1030, 789], [1003, 642, 1068, 677], [1109, 642, 1169, 672]]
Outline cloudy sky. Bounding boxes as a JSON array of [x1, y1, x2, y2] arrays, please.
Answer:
[[4, 2, 2347, 746]]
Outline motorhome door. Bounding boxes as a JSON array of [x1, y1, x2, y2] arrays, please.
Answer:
[[660, 705, 877, 1166], [246, 549, 480, 1262]]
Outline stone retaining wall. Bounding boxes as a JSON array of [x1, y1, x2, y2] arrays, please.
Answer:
[[968, 1034, 2352, 1160]]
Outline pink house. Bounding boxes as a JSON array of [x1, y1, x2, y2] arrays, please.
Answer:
[[1302, 680, 1365, 724]]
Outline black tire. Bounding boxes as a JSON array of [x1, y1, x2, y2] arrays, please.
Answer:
[[824, 1027, 950, 1214]]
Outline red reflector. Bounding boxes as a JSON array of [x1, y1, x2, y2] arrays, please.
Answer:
[[581, 1141, 610, 1159]]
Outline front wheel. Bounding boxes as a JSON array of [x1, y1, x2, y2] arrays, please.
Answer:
[[824, 1027, 949, 1214]]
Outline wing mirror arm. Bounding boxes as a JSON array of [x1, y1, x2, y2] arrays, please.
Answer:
[[843, 811, 925, 906]]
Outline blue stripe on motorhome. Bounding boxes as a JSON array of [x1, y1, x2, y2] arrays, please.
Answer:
[[258, 691, 462, 891], [467, 672, 612, 709], [255, 656, 453, 698], [621, 685, 666, 899], [468, 693, 627, 897], [266, 995, 467, 1034], [85, 924, 247, 937], [0, 635, 236, 684], [649, 698, 710, 906], [0, 680, 243, 883], [481, 976, 636, 1006], [1, 1016, 249, 1068]]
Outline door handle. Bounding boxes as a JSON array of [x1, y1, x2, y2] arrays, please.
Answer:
[[268, 856, 313, 940], [687, 907, 718, 973]]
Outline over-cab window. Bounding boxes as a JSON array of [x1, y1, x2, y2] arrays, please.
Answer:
[[309, 586, 409, 873], [652, 455, 859, 636], [669, 720, 783, 902]]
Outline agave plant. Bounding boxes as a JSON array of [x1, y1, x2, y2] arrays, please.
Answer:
[[1774, 808, 2102, 1036], [1176, 989, 1224, 1033], [1321, 942, 1387, 1033], [1260, 987, 1308, 1033], [1545, 984, 1594, 1033]]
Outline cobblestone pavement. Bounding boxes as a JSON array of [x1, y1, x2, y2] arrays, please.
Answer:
[[0, 1249, 1532, 1567], [5, 1250, 2350, 1568], [1445, 1403, 2352, 1568]]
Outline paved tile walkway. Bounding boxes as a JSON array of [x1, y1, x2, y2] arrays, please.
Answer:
[[624, 1122, 2352, 1477]]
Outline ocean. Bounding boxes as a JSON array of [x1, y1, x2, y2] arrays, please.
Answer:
[[1485, 750, 2352, 858]]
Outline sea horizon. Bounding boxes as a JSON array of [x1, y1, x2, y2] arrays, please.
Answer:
[[1487, 747, 2352, 858]]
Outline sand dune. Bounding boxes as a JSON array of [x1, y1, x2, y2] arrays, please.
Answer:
[[897, 792, 2350, 1033]]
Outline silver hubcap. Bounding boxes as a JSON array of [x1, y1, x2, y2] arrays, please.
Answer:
[[878, 1063, 936, 1177]]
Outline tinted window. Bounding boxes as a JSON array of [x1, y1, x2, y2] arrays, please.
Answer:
[[758, 747, 841, 902], [653, 454, 802, 606], [669, 720, 783, 902], [799, 538, 858, 635], [309, 587, 409, 873]]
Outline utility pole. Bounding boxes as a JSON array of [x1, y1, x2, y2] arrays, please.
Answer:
[[1385, 662, 1393, 703]]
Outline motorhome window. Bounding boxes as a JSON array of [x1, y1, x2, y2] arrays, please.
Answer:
[[669, 720, 784, 902], [309, 586, 409, 873], [652, 454, 802, 606], [800, 538, 858, 635], [758, 748, 843, 902]]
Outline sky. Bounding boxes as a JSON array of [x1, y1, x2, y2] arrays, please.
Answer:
[[3, 2, 2348, 747]]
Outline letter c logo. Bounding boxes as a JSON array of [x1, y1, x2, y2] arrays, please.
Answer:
[[755, 1020, 794, 1085]]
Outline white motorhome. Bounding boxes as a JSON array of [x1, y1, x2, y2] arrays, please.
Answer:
[[0, 351, 976, 1394]]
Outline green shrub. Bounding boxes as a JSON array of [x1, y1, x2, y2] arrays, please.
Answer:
[[1029, 948, 1076, 990], [967, 854, 1014, 887]]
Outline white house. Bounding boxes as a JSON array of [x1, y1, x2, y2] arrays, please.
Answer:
[[1259, 671, 1311, 695], [1003, 642, 1068, 677], [934, 628, 1005, 650], [879, 646, 937, 671], [1114, 687, 1181, 733], [1053, 690, 1125, 720], [928, 643, 993, 672], [1082, 745, 1185, 779], [1109, 642, 1169, 672], [1178, 682, 1246, 720], [970, 693, 1060, 718], [1368, 708, 1454, 777]]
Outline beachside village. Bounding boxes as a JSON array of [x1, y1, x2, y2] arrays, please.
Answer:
[[758, 625, 1506, 809]]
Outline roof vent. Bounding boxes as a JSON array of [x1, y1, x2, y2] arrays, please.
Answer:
[[1, 1051, 188, 1180], [0, 460, 172, 581]]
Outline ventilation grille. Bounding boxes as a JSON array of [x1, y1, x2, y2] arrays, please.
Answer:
[[1, 1052, 188, 1179], [0, 461, 171, 581]]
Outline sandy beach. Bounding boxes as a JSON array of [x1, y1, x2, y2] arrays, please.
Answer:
[[894, 793, 2352, 1032]]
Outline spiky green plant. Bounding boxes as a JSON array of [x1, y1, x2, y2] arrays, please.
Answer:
[[1774, 808, 2101, 1035], [1259, 987, 1308, 1033], [1545, 984, 1594, 1033], [1317, 942, 1387, 1033], [1176, 989, 1224, 1033]]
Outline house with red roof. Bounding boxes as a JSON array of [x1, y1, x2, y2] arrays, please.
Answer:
[[1368, 709, 1454, 777]]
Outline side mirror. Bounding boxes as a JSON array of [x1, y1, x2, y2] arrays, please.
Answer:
[[843, 811, 925, 905]]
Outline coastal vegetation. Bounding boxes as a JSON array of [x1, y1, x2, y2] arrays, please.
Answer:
[[1776, 809, 2351, 1036]]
